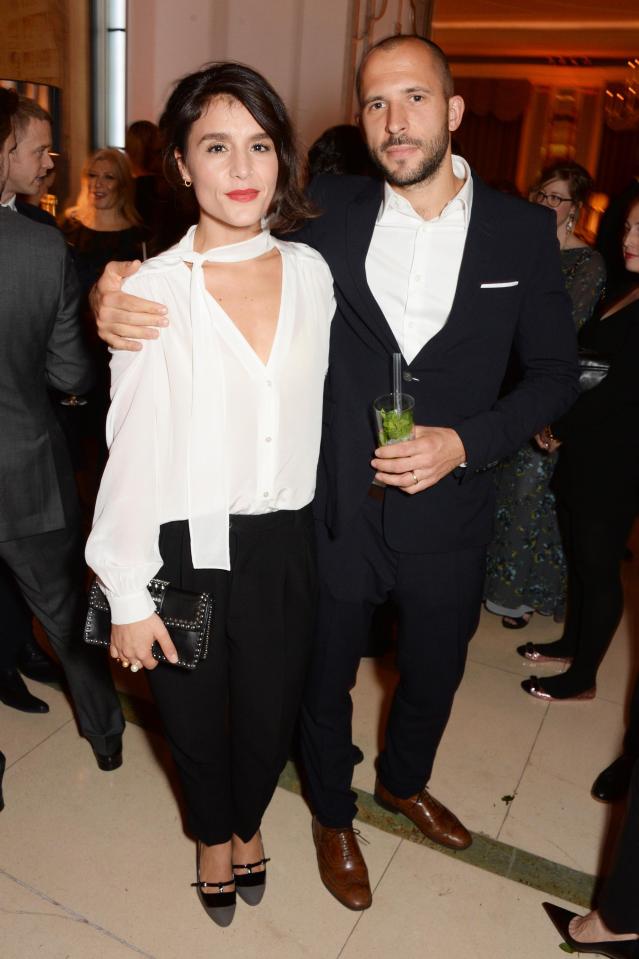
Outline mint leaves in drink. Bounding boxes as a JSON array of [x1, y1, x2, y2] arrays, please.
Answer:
[[373, 393, 415, 446], [378, 407, 414, 445]]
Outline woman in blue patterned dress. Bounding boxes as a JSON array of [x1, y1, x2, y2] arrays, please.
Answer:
[[484, 162, 606, 628]]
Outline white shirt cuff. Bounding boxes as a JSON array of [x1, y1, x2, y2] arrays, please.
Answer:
[[107, 588, 156, 625]]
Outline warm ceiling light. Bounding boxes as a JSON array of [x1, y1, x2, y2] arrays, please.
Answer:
[[605, 60, 639, 129]]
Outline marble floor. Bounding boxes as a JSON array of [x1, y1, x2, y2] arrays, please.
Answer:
[[2, 541, 637, 959]]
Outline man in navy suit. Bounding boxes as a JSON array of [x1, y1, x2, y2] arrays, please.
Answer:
[[294, 36, 577, 909], [92, 36, 578, 910]]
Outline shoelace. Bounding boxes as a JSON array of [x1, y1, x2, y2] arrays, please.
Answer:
[[337, 827, 370, 857]]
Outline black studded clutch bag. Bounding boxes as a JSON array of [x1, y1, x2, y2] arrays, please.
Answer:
[[84, 578, 213, 669]]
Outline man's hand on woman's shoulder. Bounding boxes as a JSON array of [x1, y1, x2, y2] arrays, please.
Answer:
[[91, 259, 169, 352]]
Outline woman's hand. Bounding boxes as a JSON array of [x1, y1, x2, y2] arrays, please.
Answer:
[[534, 427, 562, 454], [109, 613, 179, 670]]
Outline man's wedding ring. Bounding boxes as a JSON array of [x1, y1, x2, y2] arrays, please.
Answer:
[[411, 470, 419, 485], [130, 663, 141, 673]]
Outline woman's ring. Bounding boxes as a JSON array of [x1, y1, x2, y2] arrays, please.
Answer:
[[411, 470, 419, 485], [130, 663, 141, 673], [120, 660, 130, 669]]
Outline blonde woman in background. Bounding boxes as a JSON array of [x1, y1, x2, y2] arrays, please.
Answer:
[[61, 148, 147, 293], [60, 149, 148, 486]]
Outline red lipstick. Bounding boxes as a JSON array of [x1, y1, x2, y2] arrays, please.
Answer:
[[226, 189, 259, 202]]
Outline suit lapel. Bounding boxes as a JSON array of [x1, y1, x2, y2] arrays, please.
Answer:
[[410, 173, 500, 365], [344, 181, 401, 356]]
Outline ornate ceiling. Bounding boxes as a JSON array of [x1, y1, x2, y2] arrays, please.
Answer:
[[431, 0, 639, 58]]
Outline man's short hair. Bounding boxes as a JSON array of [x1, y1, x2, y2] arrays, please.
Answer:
[[356, 34, 454, 104], [14, 95, 52, 137], [0, 87, 19, 150]]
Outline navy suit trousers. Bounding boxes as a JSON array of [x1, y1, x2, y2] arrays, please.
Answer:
[[300, 492, 485, 828]]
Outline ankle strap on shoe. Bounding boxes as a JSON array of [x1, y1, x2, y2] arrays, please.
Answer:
[[232, 857, 270, 873], [191, 878, 235, 891]]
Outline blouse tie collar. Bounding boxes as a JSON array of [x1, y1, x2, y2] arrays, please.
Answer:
[[160, 226, 275, 570]]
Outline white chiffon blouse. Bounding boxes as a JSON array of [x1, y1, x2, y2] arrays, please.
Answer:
[[85, 229, 335, 624]]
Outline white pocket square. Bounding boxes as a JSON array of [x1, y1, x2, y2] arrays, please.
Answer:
[[480, 281, 519, 288]]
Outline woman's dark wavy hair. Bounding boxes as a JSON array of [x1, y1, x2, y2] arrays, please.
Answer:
[[159, 61, 316, 233]]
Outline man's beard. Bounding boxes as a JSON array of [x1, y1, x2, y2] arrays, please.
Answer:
[[370, 122, 449, 188]]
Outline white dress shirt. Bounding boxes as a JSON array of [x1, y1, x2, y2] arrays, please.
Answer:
[[365, 155, 473, 363], [1, 195, 17, 211], [86, 228, 335, 624]]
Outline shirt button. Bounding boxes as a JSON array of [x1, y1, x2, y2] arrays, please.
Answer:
[[415, 275, 422, 282], [266, 380, 272, 388], [263, 491, 269, 498], [265, 436, 272, 443]]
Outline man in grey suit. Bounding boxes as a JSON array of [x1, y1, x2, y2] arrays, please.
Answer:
[[0, 87, 124, 769], [0, 95, 69, 711]]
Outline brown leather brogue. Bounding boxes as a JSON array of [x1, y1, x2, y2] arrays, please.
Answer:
[[374, 777, 472, 850], [311, 817, 372, 910]]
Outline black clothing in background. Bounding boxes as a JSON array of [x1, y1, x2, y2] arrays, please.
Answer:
[[148, 185, 199, 256], [552, 299, 639, 512], [598, 759, 639, 932], [596, 177, 639, 298], [133, 174, 177, 253], [60, 217, 148, 485], [543, 299, 639, 693], [625, 677, 639, 760], [15, 199, 58, 230], [61, 218, 147, 298]]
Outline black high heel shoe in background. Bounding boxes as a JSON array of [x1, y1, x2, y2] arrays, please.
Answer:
[[502, 612, 532, 630], [543, 902, 639, 958], [191, 842, 236, 927], [592, 755, 637, 803]]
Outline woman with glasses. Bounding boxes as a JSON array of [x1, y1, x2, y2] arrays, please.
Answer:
[[484, 162, 605, 630]]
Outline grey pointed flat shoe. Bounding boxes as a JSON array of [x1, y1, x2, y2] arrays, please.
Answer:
[[232, 856, 270, 906], [192, 843, 236, 926]]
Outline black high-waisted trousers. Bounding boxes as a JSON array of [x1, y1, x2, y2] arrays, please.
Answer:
[[146, 507, 316, 845]]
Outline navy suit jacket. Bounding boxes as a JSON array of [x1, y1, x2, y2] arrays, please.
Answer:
[[293, 172, 579, 553]]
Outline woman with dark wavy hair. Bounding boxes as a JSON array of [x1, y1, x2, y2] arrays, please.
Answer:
[[86, 63, 334, 926]]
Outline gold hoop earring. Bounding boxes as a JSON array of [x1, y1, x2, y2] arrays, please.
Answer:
[[183, 177, 192, 188]]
